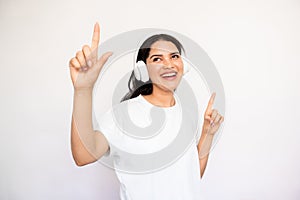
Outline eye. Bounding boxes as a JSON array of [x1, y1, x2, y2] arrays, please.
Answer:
[[152, 57, 162, 62], [171, 54, 180, 59]]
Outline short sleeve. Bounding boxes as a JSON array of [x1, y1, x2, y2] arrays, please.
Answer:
[[93, 108, 116, 158]]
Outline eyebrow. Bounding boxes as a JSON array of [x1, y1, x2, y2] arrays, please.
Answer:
[[149, 52, 180, 59]]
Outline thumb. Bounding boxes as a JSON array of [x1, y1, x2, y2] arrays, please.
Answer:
[[204, 115, 212, 122], [94, 51, 113, 71]]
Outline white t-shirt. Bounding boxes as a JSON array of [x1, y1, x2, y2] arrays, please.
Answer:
[[96, 94, 203, 200]]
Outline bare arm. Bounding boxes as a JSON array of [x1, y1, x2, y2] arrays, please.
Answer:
[[197, 93, 224, 178], [69, 23, 113, 166], [197, 128, 214, 177], [71, 89, 109, 166]]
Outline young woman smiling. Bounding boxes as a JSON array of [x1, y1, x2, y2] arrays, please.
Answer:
[[69, 22, 224, 200]]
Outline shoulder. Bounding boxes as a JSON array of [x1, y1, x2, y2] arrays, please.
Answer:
[[98, 95, 145, 123]]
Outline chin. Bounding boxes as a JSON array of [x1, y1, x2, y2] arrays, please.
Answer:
[[152, 77, 181, 93], [163, 80, 181, 92], [156, 83, 178, 93]]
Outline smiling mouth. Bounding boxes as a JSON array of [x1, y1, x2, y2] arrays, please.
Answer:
[[160, 72, 177, 80]]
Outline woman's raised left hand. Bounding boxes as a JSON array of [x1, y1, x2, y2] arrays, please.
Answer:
[[202, 93, 224, 135]]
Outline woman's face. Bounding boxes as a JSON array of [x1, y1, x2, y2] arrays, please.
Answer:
[[146, 40, 184, 92]]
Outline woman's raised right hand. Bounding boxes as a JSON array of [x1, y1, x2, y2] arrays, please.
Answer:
[[69, 22, 113, 91]]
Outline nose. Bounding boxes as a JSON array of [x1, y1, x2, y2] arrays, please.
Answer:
[[162, 58, 174, 69]]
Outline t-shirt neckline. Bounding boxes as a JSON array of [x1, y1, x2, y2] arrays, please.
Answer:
[[137, 94, 179, 111]]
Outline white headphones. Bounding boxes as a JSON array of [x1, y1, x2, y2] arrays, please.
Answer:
[[133, 60, 149, 82]]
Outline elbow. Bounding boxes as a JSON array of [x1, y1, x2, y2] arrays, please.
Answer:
[[74, 159, 87, 167], [200, 170, 204, 179], [71, 147, 97, 167], [74, 158, 95, 167], [72, 155, 93, 167]]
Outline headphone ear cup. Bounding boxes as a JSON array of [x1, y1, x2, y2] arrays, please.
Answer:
[[183, 59, 191, 75], [133, 61, 142, 81], [134, 61, 149, 82]]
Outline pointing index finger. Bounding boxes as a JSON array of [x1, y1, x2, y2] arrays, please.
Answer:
[[91, 22, 100, 50], [205, 92, 216, 113]]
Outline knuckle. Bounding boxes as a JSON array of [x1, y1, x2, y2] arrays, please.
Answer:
[[70, 58, 79, 68], [69, 58, 75, 64], [82, 45, 90, 51], [76, 51, 82, 57], [69, 58, 76, 65], [69, 58, 74, 64], [219, 117, 224, 123]]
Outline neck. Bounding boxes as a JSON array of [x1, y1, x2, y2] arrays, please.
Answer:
[[143, 84, 175, 107]]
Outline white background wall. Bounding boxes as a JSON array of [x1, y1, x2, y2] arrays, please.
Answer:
[[0, 0, 300, 199]]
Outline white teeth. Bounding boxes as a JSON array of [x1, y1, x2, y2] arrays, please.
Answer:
[[161, 72, 176, 77]]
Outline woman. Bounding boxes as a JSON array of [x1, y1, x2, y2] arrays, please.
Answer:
[[69, 22, 224, 200]]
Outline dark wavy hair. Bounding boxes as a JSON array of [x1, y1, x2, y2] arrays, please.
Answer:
[[121, 34, 184, 102]]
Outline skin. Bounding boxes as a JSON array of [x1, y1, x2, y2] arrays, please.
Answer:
[[69, 23, 224, 178], [69, 23, 111, 166], [143, 40, 183, 107]]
